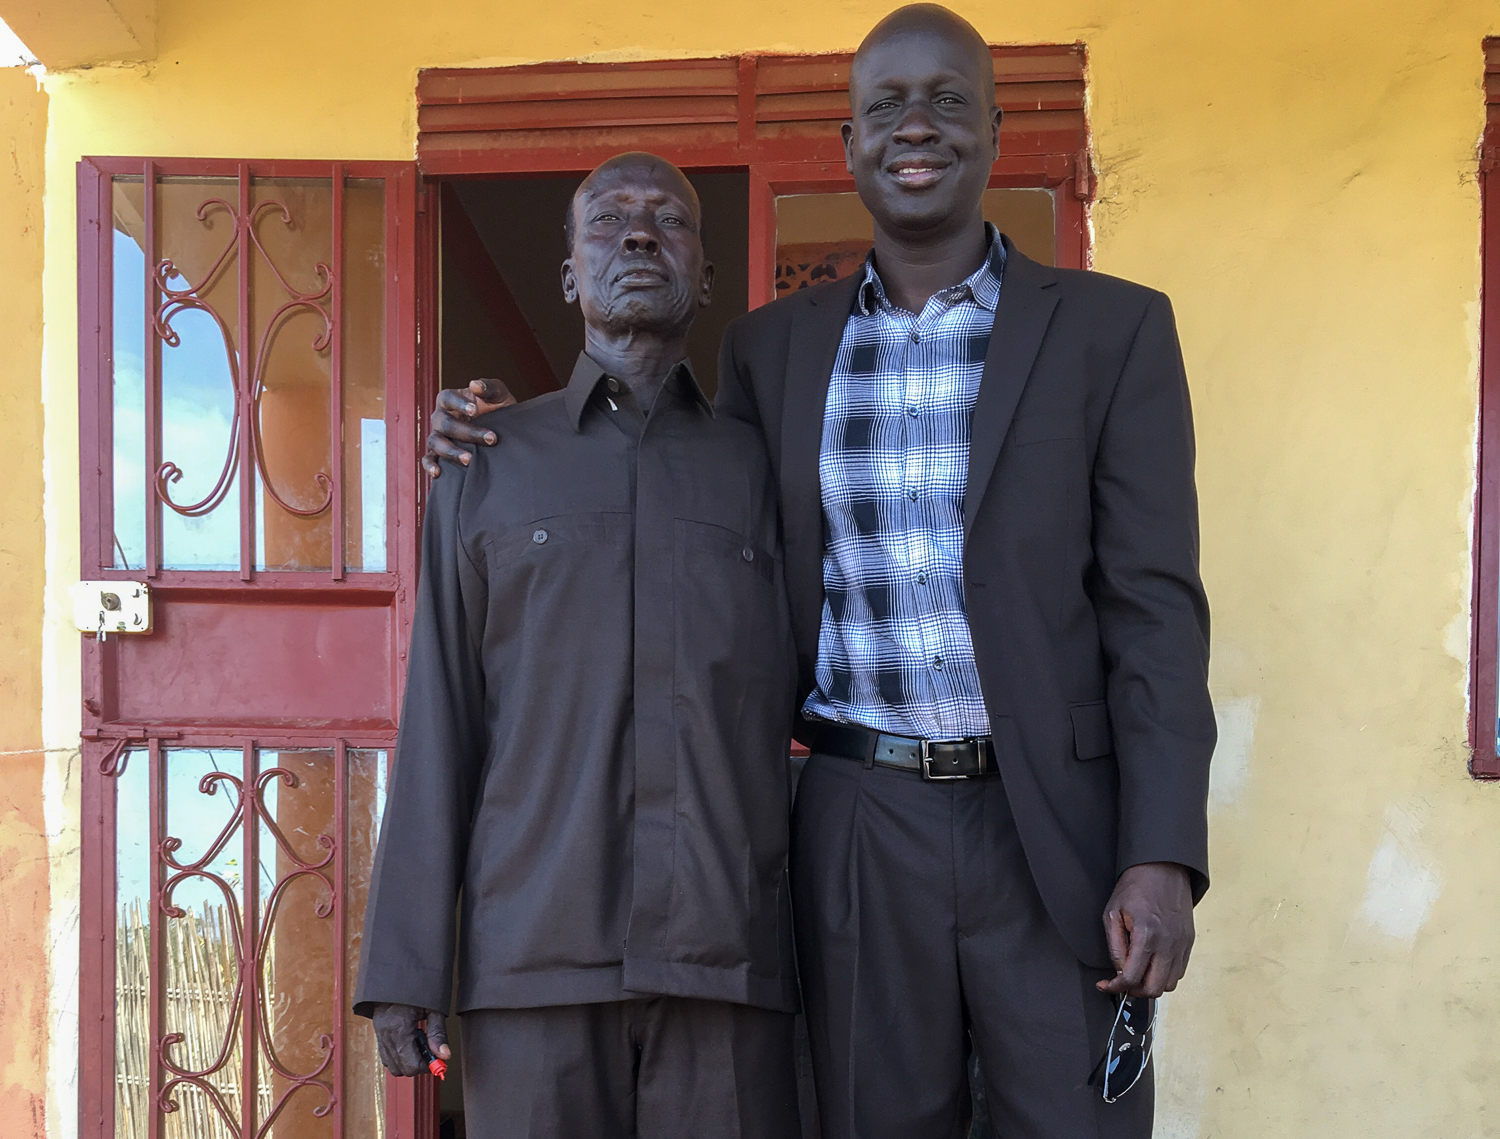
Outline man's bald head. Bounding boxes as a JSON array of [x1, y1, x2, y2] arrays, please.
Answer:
[[841, 3, 1001, 243], [565, 152, 704, 254], [560, 150, 713, 347], [851, 3, 995, 112]]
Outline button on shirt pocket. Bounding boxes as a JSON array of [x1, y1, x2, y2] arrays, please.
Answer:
[[672, 519, 785, 677]]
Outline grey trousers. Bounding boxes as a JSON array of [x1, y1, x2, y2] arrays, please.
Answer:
[[459, 997, 802, 1139], [790, 753, 1154, 1139]]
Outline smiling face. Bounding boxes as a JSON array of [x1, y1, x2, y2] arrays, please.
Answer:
[[561, 155, 713, 340], [843, 6, 1001, 241]]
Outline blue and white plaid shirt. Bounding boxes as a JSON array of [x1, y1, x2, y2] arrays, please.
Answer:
[[802, 226, 1005, 739]]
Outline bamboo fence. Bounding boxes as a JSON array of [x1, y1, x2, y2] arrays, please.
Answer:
[[116, 900, 275, 1139]]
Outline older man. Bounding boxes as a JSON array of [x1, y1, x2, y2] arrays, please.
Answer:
[[356, 153, 801, 1139]]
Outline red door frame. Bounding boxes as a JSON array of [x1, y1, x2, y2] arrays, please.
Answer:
[[408, 46, 1091, 1135], [416, 47, 1093, 313], [1470, 39, 1500, 778]]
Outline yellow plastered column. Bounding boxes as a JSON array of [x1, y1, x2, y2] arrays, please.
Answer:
[[0, 63, 51, 1139]]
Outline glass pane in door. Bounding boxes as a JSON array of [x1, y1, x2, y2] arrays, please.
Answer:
[[113, 744, 389, 1139], [109, 170, 390, 575]]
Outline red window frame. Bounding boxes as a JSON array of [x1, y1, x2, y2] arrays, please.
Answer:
[[415, 47, 1095, 299], [75, 157, 427, 1139], [1472, 41, 1500, 778]]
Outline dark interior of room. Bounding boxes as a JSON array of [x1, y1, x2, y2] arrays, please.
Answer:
[[440, 172, 751, 407]]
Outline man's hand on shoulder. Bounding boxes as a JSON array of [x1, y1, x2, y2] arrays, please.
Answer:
[[423, 378, 515, 478], [371, 1002, 450, 1077], [1097, 862, 1195, 999]]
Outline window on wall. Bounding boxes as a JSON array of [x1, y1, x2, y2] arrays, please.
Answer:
[[1473, 40, 1500, 778]]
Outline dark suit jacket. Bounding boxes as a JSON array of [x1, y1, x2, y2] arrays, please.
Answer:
[[716, 237, 1216, 969]]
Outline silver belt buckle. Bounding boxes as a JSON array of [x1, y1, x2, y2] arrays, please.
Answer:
[[920, 737, 988, 781]]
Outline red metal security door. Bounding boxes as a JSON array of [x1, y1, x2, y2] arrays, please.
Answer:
[[76, 158, 429, 1139]]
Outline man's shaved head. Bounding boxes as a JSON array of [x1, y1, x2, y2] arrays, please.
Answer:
[[851, 3, 995, 111], [565, 151, 704, 253], [841, 2, 1001, 246], [560, 149, 713, 350]]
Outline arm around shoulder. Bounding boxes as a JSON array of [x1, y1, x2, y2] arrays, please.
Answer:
[[714, 314, 763, 429]]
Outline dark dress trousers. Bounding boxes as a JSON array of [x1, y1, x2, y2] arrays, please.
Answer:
[[354, 355, 802, 1135], [716, 238, 1216, 1138], [461, 997, 799, 1139]]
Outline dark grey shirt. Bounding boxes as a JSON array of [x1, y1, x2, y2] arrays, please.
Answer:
[[354, 354, 799, 1017]]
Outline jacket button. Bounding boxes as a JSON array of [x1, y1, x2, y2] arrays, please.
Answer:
[[606, 378, 621, 393], [533, 529, 548, 544], [741, 547, 755, 562]]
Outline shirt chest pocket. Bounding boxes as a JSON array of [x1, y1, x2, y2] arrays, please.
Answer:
[[671, 519, 789, 679], [481, 513, 635, 611]]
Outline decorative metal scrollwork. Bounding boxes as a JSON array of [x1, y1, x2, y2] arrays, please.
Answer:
[[155, 761, 338, 1134], [153, 197, 336, 522]]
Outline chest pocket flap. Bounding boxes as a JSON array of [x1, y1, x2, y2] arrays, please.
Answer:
[[1069, 701, 1114, 760]]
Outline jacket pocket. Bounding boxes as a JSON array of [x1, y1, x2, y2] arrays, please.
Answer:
[[1069, 701, 1113, 760]]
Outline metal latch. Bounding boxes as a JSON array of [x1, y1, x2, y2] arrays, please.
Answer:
[[71, 581, 152, 641]]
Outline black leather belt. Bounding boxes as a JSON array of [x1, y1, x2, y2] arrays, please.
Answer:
[[810, 722, 997, 781]]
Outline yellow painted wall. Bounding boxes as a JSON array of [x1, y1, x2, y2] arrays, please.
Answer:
[[0, 63, 49, 1139], [21, 0, 1500, 1135]]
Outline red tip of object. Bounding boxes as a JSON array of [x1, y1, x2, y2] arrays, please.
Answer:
[[428, 1058, 447, 1081]]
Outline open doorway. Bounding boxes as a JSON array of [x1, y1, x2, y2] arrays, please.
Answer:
[[439, 172, 750, 406]]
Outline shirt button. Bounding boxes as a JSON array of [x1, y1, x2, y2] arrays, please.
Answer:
[[906, 406, 918, 417], [606, 378, 621, 393], [907, 488, 918, 501], [741, 547, 755, 563], [932, 655, 944, 670], [910, 331, 920, 344], [532, 529, 548, 544], [917, 571, 927, 584]]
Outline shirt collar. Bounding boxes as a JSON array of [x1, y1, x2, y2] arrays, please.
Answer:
[[854, 222, 1006, 317], [563, 350, 712, 431]]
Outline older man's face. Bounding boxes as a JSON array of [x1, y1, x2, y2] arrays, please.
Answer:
[[562, 161, 711, 337]]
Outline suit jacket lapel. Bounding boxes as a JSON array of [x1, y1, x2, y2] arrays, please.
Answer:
[[780, 274, 860, 668], [964, 241, 1061, 535]]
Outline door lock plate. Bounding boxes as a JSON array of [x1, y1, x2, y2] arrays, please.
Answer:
[[72, 581, 152, 637]]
